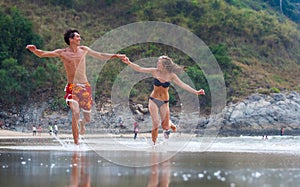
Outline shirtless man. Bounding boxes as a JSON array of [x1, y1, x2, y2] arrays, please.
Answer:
[[26, 29, 126, 145]]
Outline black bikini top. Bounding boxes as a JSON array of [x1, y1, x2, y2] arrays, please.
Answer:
[[154, 78, 170, 88]]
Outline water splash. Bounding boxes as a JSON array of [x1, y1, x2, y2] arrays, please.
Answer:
[[51, 134, 67, 147]]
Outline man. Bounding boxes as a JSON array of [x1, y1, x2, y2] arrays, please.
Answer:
[[26, 29, 126, 145]]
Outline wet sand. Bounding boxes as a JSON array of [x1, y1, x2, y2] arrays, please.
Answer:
[[1, 129, 300, 186], [1, 129, 300, 154], [1, 147, 300, 187]]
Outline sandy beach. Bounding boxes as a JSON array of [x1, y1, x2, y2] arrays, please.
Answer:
[[1, 129, 300, 155], [0, 129, 52, 138], [1, 129, 300, 187], [0, 129, 133, 140]]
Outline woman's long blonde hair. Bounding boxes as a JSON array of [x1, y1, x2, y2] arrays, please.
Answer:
[[159, 56, 183, 74]]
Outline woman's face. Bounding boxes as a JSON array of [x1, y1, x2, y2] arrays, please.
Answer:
[[157, 59, 164, 71]]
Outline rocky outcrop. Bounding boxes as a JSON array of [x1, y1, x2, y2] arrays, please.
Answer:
[[1, 92, 300, 136], [206, 91, 300, 136]]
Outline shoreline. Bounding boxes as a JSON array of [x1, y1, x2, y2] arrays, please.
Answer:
[[1, 129, 300, 155]]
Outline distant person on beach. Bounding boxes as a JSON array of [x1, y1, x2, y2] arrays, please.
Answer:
[[26, 29, 126, 145], [122, 56, 205, 144], [0, 120, 4, 129], [48, 122, 53, 135], [280, 127, 284, 136], [32, 125, 37, 136], [133, 121, 139, 140], [37, 124, 42, 136], [54, 122, 58, 136]]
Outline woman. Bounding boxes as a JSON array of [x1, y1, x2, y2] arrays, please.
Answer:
[[122, 56, 205, 144]]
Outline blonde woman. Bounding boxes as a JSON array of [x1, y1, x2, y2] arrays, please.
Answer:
[[122, 56, 205, 144]]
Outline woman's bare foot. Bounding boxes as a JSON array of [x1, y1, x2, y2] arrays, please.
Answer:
[[170, 120, 177, 132], [152, 128, 158, 144]]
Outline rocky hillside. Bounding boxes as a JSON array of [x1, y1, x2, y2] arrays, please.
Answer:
[[1, 91, 300, 136], [1, 0, 299, 102], [0, 0, 300, 135]]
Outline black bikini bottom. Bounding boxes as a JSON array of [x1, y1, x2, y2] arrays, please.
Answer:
[[149, 97, 169, 108]]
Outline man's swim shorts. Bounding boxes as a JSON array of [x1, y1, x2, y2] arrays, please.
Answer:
[[64, 83, 92, 113]]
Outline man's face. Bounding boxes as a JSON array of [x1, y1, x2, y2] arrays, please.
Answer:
[[70, 32, 81, 45]]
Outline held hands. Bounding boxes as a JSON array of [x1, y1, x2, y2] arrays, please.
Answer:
[[113, 54, 127, 61], [121, 56, 131, 65], [196, 89, 205, 95]]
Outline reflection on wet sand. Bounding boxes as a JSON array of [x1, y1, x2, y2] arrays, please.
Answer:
[[1, 148, 300, 186], [68, 152, 90, 187], [148, 152, 171, 187]]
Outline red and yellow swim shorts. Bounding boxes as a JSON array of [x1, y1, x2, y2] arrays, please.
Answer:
[[64, 82, 93, 113]]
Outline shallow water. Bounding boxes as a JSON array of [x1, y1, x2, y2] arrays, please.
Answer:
[[1, 149, 300, 187]]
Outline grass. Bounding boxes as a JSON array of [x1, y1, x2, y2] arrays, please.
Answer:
[[1, 0, 300, 106]]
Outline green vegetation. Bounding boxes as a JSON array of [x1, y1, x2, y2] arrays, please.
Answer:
[[0, 58, 31, 104], [0, 0, 299, 110], [0, 7, 43, 105], [0, 7, 43, 63]]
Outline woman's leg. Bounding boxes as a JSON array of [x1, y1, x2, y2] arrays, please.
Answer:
[[160, 104, 177, 135], [160, 104, 170, 130], [149, 99, 160, 144]]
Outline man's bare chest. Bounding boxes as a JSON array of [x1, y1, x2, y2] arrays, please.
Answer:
[[61, 52, 86, 66]]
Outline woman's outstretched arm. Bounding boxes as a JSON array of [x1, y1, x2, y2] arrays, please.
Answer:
[[122, 57, 156, 74], [172, 74, 205, 95]]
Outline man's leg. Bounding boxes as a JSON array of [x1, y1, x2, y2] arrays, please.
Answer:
[[69, 102, 80, 145], [80, 111, 91, 135]]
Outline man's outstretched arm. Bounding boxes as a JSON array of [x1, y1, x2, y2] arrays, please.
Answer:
[[26, 45, 61, 58], [83, 46, 126, 61]]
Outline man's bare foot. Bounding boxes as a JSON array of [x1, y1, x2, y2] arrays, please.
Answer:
[[80, 120, 85, 135], [74, 139, 79, 145]]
